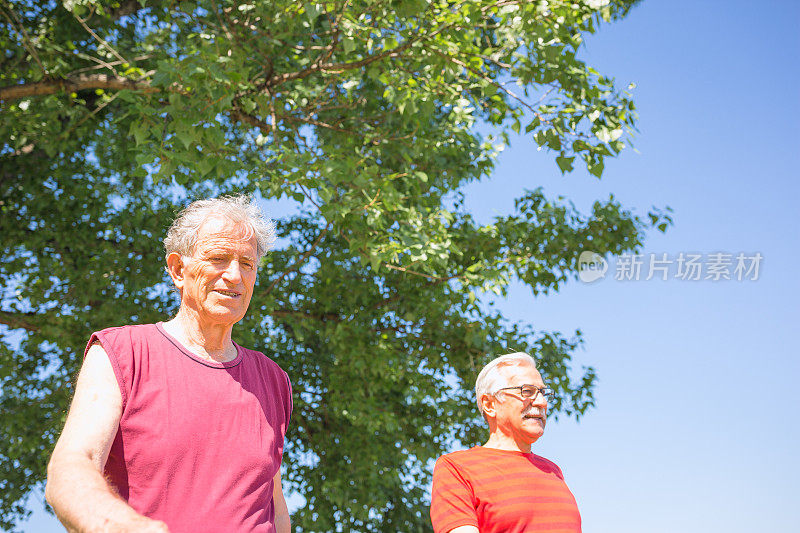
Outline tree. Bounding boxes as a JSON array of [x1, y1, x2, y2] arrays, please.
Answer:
[[0, 0, 669, 530]]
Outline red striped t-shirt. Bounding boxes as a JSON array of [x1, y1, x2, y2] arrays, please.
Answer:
[[430, 446, 581, 533]]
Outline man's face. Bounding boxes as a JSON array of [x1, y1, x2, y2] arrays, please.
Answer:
[[173, 216, 259, 327], [492, 363, 548, 446]]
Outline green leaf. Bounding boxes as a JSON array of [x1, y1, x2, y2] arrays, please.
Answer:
[[130, 122, 149, 146], [134, 152, 152, 166], [240, 98, 257, 113], [556, 155, 575, 174], [176, 126, 195, 149], [369, 254, 381, 272], [587, 158, 604, 178], [525, 117, 541, 133], [304, 2, 321, 22]]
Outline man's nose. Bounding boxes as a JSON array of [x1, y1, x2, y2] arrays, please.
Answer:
[[532, 391, 548, 408], [222, 259, 243, 283]]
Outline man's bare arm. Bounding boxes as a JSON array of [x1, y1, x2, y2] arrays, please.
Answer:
[[272, 470, 291, 533], [45, 343, 169, 532]]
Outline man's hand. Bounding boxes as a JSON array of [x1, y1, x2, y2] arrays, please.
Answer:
[[46, 343, 167, 532]]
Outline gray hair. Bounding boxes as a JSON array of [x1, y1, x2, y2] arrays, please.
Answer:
[[164, 195, 276, 260], [475, 352, 538, 416]]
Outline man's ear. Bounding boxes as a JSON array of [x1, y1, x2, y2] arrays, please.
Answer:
[[480, 393, 497, 419], [166, 252, 186, 290]]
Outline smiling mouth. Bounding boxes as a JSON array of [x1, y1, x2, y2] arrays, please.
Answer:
[[523, 409, 545, 420], [215, 289, 240, 297]]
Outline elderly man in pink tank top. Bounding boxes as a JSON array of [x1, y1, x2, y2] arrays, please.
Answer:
[[45, 196, 293, 533]]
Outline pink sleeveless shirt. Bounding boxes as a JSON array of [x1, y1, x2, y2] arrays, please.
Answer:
[[87, 323, 292, 532]]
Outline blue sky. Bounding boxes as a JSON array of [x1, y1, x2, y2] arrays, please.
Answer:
[[20, 1, 799, 531]]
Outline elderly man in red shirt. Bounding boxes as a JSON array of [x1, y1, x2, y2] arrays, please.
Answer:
[[430, 352, 581, 533], [45, 195, 292, 533]]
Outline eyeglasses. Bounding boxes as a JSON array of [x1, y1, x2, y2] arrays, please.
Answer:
[[494, 385, 553, 401]]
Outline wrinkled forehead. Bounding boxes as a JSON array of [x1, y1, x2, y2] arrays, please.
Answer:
[[192, 215, 257, 254], [497, 362, 543, 387]]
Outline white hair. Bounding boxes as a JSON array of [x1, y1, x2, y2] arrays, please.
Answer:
[[474, 352, 538, 417], [164, 194, 276, 260]]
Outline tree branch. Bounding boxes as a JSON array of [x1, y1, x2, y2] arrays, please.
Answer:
[[0, 73, 156, 102], [0, 0, 45, 76], [73, 12, 129, 66], [384, 263, 462, 282], [0, 310, 40, 332], [266, 33, 421, 87], [428, 47, 545, 121]]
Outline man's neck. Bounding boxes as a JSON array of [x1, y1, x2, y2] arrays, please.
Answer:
[[163, 310, 237, 363], [483, 433, 533, 453]]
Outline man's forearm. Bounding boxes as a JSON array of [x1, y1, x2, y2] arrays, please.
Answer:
[[46, 455, 167, 532], [274, 512, 291, 533]]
